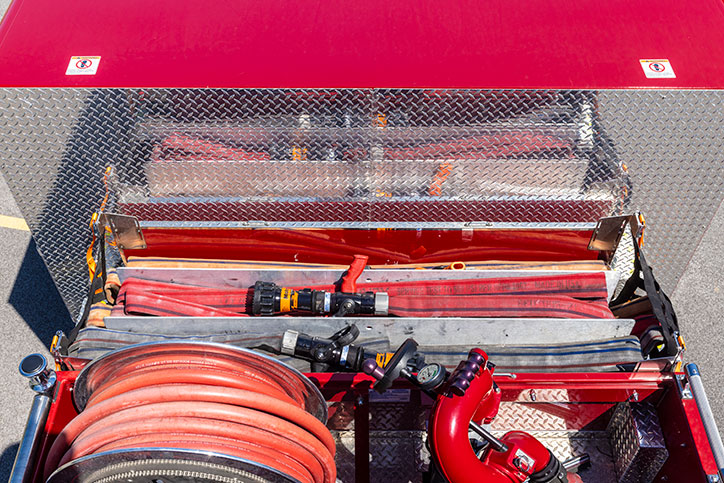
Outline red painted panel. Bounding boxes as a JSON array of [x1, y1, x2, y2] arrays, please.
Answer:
[[682, 396, 719, 477], [655, 383, 712, 482], [1, 0, 723, 88], [37, 370, 707, 481], [123, 227, 598, 265], [310, 372, 666, 403], [31, 371, 79, 482]]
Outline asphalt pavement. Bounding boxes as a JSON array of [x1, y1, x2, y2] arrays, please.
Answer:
[[0, 0, 722, 480]]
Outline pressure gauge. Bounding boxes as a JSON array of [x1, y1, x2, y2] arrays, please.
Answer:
[[416, 362, 447, 391]]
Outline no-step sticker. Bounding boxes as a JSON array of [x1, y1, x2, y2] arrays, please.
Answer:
[[640, 59, 675, 79], [66, 56, 101, 75]]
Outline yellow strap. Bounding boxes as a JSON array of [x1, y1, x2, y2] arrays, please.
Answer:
[[86, 167, 113, 281], [637, 213, 646, 248], [86, 212, 99, 280]]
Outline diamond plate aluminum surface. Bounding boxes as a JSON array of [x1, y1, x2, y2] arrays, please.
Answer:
[[608, 402, 668, 483], [333, 431, 617, 483], [492, 401, 573, 431], [369, 402, 428, 431], [0, 89, 722, 317], [610, 228, 636, 299], [333, 430, 429, 483]]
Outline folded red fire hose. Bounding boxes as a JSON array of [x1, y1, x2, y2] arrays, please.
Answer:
[[116, 272, 613, 319]]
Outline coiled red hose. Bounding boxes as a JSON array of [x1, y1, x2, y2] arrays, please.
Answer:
[[44, 345, 336, 483]]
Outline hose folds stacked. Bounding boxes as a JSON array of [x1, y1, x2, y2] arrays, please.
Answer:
[[45, 342, 336, 483]]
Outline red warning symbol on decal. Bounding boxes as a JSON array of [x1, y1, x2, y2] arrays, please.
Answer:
[[639, 59, 676, 79], [75, 59, 93, 69], [75, 59, 94, 70], [67, 56, 101, 75]]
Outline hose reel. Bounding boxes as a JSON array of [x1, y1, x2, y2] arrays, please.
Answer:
[[45, 341, 335, 483]]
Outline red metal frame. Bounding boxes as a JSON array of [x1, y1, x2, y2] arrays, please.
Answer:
[[312, 372, 666, 403], [31, 371, 79, 483], [34, 369, 718, 482], [1, 0, 724, 88], [681, 394, 719, 477]]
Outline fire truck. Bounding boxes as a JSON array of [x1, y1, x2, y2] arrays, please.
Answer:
[[2, 0, 724, 481]]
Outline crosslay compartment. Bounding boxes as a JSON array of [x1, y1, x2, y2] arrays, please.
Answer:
[[72, 264, 648, 373]]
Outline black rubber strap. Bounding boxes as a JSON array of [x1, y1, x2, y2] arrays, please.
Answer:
[[637, 246, 679, 356], [611, 240, 679, 357], [610, 260, 641, 307], [61, 231, 107, 352], [529, 451, 567, 483]]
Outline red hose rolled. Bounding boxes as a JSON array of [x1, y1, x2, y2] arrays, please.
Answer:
[[81, 350, 310, 408], [388, 294, 614, 318], [44, 345, 336, 483], [119, 272, 611, 318], [85, 365, 297, 407]]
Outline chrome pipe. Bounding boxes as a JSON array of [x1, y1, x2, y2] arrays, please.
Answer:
[[9, 354, 56, 483], [686, 364, 724, 478], [562, 453, 590, 471], [9, 393, 52, 483]]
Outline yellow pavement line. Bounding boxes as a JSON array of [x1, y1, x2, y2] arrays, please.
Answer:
[[0, 214, 29, 231]]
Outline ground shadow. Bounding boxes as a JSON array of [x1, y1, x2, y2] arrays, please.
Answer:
[[8, 239, 73, 345], [0, 442, 19, 481]]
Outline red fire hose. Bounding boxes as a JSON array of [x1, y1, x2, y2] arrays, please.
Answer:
[[388, 295, 612, 318], [117, 272, 612, 319], [44, 344, 336, 483]]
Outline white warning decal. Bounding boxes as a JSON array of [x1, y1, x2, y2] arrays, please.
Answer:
[[66, 56, 101, 75], [640, 59, 675, 79]]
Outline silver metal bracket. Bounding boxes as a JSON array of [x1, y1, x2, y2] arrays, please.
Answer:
[[629, 212, 645, 241], [707, 474, 721, 483], [242, 220, 270, 227], [464, 221, 495, 228], [675, 373, 693, 400], [587, 215, 631, 261], [98, 213, 147, 250]]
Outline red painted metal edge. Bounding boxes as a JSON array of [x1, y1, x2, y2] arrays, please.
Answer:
[[31, 371, 79, 482], [1, 0, 724, 88], [123, 227, 598, 265], [682, 393, 719, 477], [309, 372, 667, 403]]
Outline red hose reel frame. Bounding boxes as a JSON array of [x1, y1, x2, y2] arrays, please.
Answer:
[[43, 342, 335, 483]]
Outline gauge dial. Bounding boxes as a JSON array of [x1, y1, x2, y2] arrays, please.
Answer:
[[416, 363, 446, 390]]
